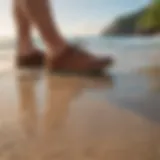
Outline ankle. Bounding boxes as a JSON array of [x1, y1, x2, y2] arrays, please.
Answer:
[[16, 36, 34, 55], [17, 43, 35, 55], [46, 42, 68, 58]]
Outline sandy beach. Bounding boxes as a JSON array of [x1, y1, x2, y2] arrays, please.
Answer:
[[0, 0, 160, 158], [0, 69, 159, 160]]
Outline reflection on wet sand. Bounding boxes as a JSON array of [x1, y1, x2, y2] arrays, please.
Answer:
[[0, 71, 160, 159], [43, 75, 84, 131], [40, 75, 85, 160], [17, 76, 38, 138], [16, 73, 87, 159], [16, 73, 115, 159]]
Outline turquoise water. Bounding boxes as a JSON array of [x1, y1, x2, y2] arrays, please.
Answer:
[[0, 36, 160, 73]]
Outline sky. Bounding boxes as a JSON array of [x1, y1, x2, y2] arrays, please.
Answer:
[[0, 0, 150, 37]]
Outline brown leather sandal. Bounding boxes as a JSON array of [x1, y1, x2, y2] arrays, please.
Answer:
[[46, 45, 113, 76], [16, 50, 44, 68]]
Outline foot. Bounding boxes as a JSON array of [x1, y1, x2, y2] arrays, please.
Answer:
[[16, 49, 44, 68], [46, 45, 113, 76]]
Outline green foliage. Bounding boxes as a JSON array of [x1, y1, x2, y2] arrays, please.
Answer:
[[137, 2, 160, 30]]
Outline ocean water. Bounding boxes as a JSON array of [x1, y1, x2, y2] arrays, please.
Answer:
[[0, 36, 160, 73]]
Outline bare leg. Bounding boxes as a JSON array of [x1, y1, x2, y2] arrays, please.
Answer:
[[19, 0, 67, 55], [13, 0, 34, 55], [14, 0, 113, 71]]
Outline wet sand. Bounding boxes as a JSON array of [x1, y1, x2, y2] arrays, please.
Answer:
[[0, 70, 160, 160]]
